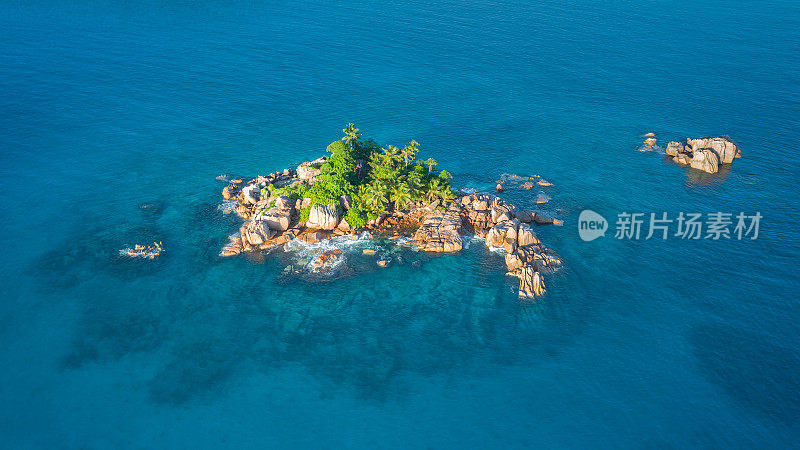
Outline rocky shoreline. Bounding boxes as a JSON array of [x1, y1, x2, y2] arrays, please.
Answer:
[[218, 161, 562, 298]]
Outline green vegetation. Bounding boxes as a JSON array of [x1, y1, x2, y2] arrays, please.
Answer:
[[298, 123, 454, 228], [271, 183, 308, 201], [299, 205, 311, 223]]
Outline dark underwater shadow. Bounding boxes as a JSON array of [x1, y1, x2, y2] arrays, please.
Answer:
[[690, 322, 800, 425], [28, 221, 169, 293], [684, 164, 732, 190], [50, 198, 582, 406]]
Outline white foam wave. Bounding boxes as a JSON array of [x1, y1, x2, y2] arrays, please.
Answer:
[[217, 199, 238, 214]]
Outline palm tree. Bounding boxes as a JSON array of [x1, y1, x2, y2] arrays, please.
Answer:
[[391, 182, 412, 210], [405, 169, 425, 199], [363, 182, 388, 213], [426, 178, 442, 201], [341, 123, 361, 150], [418, 157, 438, 173], [440, 186, 454, 201], [381, 145, 400, 163], [400, 140, 419, 166]]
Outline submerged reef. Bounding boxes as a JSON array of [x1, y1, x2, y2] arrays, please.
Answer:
[[119, 242, 164, 259], [218, 124, 562, 298]]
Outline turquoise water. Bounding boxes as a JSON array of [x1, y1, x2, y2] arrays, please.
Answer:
[[2, 0, 800, 448]]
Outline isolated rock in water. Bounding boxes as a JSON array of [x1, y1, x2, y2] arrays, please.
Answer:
[[258, 207, 291, 231], [241, 185, 261, 205], [666, 141, 686, 157], [313, 249, 342, 269], [412, 205, 464, 252], [644, 137, 657, 147], [306, 203, 340, 230], [644, 132, 656, 137], [240, 220, 275, 246], [687, 136, 741, 163], [538, 179, 553, 187], [690, 149, 720, 174]]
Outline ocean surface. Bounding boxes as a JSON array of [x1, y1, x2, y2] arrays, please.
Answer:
[[2, 0, 799, 448]]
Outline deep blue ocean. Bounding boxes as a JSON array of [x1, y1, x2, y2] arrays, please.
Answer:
[[2, 1, 799, 448]]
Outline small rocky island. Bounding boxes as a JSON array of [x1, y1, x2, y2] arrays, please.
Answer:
[[641, 134, 742, 174], [218, 124, 561, 298]]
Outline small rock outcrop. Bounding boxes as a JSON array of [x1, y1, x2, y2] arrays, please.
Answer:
[[240, 219, 275, 247], [460, 193, 494, 233], [491, 197, 516, 223], [297, 157, 327, 180], [686, 136, 741, 163], [673, 153, 692, 165], [120, 242, 164, 259], [690, 149, 720, 174], [533, 212, 563, 226], [661, 135, 741, 174], [220, 235, 244, 257], [412, 205, 464, 252], [257, 207, 292, 232], [517, 223, 539, 247], [509, 266, 546, 297], [665, 141, 687, 157], [486, 219, 519, 252], [222, 184, 238, 200], [306, 203, 340, 230], [313, 249, 342, 270], [516, 209, 534, 223], [241, 184, 261, 204]]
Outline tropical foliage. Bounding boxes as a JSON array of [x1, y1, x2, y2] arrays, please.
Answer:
[[296, 124, 454, 228]]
